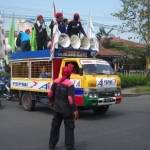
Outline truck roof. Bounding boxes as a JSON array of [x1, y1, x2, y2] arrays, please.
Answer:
[[9, 48, 97, 61]]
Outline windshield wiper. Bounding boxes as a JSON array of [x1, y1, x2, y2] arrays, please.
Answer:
[[97, 72, 106, 74]]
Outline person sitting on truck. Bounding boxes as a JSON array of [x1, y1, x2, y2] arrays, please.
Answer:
[[34, 15, 48, 50], [16, 29, 31, 51], [67, 13, 87, 37], [39, 66, 49, 78]]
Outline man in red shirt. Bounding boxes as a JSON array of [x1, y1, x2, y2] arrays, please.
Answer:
[[48, 66, 79, 150]]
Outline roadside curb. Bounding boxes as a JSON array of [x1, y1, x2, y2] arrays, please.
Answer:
[[122, 93, 150, 97]]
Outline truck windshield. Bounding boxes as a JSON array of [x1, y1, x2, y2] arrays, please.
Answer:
[[82, 64, 114, 75]]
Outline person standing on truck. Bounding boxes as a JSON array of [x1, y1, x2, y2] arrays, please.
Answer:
[[49, 12, 67, 39], [34, 15, 48, 50], [67, 13, 87, 37], [48, 66, 79, 150]]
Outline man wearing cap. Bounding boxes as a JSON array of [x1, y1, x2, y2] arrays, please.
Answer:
[[48, 66, 78, 150], [67, 13, 87, 37], [49, 12, 67, 39]]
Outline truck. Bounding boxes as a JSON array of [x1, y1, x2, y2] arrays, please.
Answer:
[[10, 48, 122, 113]]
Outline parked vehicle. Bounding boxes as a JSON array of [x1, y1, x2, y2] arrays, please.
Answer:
[[0, 76, 16, 101]]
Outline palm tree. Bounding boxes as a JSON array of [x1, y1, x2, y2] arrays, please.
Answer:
[[96, 27, 114, 48]]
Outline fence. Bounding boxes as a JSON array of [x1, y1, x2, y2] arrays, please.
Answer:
[[120, 70, 147, 76]]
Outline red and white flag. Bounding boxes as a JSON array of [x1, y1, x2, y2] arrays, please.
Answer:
[[50, 1, 60, 59]]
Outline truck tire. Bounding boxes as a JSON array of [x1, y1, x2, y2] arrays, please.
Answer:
[[93, 105, 109, 114], [21, 92, 35, 111]]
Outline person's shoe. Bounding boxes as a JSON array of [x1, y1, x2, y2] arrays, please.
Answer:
[[49, 146, 55, 150], [49, 144, 55, 150]]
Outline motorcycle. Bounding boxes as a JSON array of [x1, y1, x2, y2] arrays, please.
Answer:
[[0, 76, 15, 101]]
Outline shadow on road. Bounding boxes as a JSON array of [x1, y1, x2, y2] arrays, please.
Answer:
[[1, 98, 125, 121], [79, 110, 124, 120]]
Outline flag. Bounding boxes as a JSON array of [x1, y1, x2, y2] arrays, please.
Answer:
[[0, 31, 5, 58], [49, 1, 60, 60], [87, 15, 95, 38], [0, 14, 6, 59], [53, 1, 56, 18], [8, 15, 16, 52], [87, 14, 99, 51], [50, 24, 60, 60], [30, 27, 37, 51]]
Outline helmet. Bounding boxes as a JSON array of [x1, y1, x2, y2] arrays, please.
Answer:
[[62, 66, 72, 77], [55, 12, 63, 18], [74, 13, 80, 21], [37, 15, 43, 20]]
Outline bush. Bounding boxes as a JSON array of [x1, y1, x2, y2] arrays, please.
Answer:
[[119, 74, 150, 88], [0, 71, 10, 78], [146, 82, 150, 87]]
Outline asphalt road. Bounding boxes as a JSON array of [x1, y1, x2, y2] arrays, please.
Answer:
[[0, 95, 150, 150]]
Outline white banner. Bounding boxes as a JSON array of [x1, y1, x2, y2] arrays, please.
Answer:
[[96, 78, 117, 88]]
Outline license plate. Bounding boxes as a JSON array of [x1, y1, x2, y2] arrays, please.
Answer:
[[98, 97, 115, 105], [104, 98, 113, 102]]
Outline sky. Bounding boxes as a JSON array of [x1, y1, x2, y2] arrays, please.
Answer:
[[0, 0, 137, 41], [0, 0, 122, 23]]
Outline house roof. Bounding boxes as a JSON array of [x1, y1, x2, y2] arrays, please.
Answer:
[[97, 48, 126, 57], [97, 37, 145, 57], [112, 37, 145, 48]]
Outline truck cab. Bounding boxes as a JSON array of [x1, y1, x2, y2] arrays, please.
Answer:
[[10, 48, 122, 113]]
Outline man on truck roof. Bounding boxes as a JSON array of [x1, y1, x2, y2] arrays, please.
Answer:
[[67, 13, 87, 37]]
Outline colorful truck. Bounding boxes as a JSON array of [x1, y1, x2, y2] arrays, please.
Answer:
[[10, 48, 122, 113]]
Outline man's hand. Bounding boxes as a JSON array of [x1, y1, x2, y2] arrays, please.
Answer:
[[74, 110, 79, 120]]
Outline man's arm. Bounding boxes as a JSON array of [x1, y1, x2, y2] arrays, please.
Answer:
[[68, 85, 79, 119], [48, 83, 56, 102], [79, 22, 87, 37], [67, 21, 72, 37]]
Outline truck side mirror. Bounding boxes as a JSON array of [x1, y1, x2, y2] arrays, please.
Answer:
[[79, 68, 83, 75]]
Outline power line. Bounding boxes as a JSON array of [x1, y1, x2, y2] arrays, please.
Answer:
[[1, 12, 126, 32], [0, 5, 118, 21]]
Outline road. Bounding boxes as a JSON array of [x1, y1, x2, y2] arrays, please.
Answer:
[[0, 95, 150, 150]]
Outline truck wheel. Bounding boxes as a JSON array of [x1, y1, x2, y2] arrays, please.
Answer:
[[93, 105, 109, 114], [22, 92, 35, 111]]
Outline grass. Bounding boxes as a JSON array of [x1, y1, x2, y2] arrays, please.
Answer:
[[132, 86, 150, 93]]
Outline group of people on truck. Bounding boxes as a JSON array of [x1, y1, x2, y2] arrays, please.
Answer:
[[16, 12, 86, 51]]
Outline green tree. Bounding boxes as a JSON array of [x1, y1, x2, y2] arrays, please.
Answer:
[[113, 0, 150, 47]]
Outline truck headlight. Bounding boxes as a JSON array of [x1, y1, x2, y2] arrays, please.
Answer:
[[117, 91, 121, 96], [115, 92, 118, 97], [84, 90, 89, 96], [89, 93, 93, 98], [115, 91, 121, 96], [94, 93, 98, 98]]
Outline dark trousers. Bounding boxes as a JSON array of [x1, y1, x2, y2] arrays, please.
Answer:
[[36, 37, 47, 50], [49, 112, 75, 150], [21, 41, 31, 51]]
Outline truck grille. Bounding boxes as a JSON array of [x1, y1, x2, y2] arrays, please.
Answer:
[[98, 92, 114, 98]]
